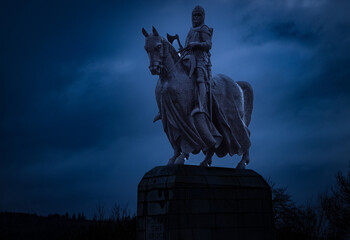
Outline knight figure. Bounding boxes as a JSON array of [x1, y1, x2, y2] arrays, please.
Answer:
[[184, 5, 213, 117]]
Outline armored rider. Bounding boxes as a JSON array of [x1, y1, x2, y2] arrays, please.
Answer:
[[184, 5, 213, 117]]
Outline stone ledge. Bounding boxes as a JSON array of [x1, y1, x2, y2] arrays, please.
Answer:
[[143, 165, 261, 178], [137, 165, 275, 240]]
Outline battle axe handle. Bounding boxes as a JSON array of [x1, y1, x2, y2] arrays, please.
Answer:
[[167, 33, 184, 50]]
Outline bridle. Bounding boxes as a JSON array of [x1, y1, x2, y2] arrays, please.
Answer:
[[148, 38, 167, 75], [159, 38, 189, 76], [149, 37, 189, 76]]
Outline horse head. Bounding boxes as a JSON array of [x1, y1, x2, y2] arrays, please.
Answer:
[[143, 26, 181, 76], [142, 26, 166, 75]]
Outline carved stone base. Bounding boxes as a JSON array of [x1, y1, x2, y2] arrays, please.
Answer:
[[137, 165, 275, 240]]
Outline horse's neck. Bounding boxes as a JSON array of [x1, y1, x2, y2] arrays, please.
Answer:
[[162, 44, 185, 79]]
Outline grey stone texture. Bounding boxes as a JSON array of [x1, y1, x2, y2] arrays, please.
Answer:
[[143, 18, 253, 168], [137, 165, 275, 240]]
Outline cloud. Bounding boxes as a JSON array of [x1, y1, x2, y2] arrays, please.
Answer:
[[78, 58, 137, 76], [1, 0, 350, 215]]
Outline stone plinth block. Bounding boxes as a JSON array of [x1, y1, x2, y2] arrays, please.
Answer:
[[137, 165, 275, 240]]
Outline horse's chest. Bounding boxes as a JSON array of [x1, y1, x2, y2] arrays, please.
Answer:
[[155, 76, 193, 115], [157, 80, 181, 98]]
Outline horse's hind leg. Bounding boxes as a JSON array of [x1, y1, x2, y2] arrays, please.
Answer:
[[236, 150, 250, 169], [200, 149, 214, 167], [236, 128, 251, 169]]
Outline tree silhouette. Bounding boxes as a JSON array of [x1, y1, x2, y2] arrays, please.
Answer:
[[321, 164, 350, 240], [270, 182, 327, 239]]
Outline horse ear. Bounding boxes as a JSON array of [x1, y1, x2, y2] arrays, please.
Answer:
[[152, 26, 159, 36], [142, 28, 149, 37]]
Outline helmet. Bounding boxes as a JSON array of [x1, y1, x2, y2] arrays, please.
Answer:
[[192, 5, 205, 27]]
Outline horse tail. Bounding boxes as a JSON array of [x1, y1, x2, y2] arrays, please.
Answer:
[[237, 81, 253, 127]]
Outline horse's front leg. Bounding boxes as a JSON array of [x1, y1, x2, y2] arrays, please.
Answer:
[[200, 149, 214, 167], [168, 149, 181, 165], [236, 150, 250, 169], [174, 152, 189, 165]]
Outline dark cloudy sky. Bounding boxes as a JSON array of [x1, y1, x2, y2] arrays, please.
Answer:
[[1, 0, 350, 217]]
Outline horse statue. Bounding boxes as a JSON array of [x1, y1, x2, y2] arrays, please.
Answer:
[[142, 26, 253, 169]]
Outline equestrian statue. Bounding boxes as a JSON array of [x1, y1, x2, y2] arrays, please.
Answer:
[[142, 5, 253, 168]]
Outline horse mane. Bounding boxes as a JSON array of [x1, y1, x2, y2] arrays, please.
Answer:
[[163, 38, 180, 62]]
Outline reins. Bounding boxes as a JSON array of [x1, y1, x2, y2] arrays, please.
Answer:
[[164, 40, 189, 75], [166, 53, 187, 74]]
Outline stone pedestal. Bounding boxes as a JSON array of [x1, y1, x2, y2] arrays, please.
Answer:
[[137, 165, 275, 240]]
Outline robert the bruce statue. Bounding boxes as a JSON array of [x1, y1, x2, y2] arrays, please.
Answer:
[[143, 5, 253, 168]]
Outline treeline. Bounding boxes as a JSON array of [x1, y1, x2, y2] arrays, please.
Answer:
[[0, 204, 136, 240], [1, 165, 349, 240], [271, 164, 350, 240]]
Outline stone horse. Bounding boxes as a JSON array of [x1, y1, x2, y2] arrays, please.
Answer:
[[142, 27, 253, 169]]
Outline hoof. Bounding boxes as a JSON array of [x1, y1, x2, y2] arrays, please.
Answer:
[[174, 153, 187, 165], [200, 157, 211, 167], [200, 152, 213, 167], [236, 161, 247, 169], [168, 157, 176, 165], [184, 153, 189, 160], [200, 161, 209, 167], [168, 151, 181, 166], [174, 157, 185, 165], [208, 158, 212, 166]]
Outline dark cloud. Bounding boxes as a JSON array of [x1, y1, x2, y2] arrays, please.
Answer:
[[1, 0, 350, 216], [268, 21, 320, 44], [210, 0, 350, 202]]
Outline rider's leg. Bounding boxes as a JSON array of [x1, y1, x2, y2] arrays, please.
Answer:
[[197, 82, 206, 113], [191, 69, 207, 116], [193, 113, 216, 151], [191, 69, 217, 151]]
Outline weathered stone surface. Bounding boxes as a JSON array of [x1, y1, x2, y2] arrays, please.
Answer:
[[143, 6, 254, 169], [137, 165, 275, 240]]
